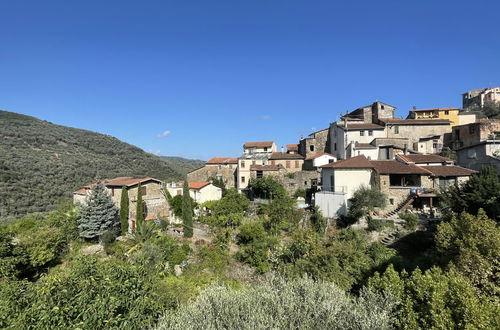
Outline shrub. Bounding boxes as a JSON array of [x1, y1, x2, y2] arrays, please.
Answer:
[[293, 188, 306, 199], [367, 217, 394, 232], [156, 275, 396, 330], [248, 177, 286, 199], [399, 212, 418, 231], [347, 186, 387, 222]]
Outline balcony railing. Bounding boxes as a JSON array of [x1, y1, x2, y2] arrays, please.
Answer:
[[317, 186, 347, 194]]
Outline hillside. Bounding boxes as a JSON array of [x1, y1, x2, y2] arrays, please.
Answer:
[[161, 156, 205, 176], [0, 110, 200, 219]]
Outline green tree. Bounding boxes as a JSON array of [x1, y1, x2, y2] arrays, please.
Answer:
[[440, 165, 500, 221], [248, 177, 286, 199], [119, 186, 129, 235], [310, 206, 326, 234], [77, 183, 119, 240], [435, 210, 500, 297], [136, 183, 144, 226], [182, 181, 193, 238], [347, 186, 387, 222]]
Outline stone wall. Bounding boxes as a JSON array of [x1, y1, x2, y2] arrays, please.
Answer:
[[127, 181, 170, 220], [386, 123, 451, 150], [187, 164, 237, 189]]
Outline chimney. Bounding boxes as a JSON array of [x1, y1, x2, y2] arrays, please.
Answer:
[[404, 144, 408, 155], [412, 106, 417, 110], [281, 146, 284, 153]]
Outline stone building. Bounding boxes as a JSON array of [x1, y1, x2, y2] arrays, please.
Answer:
[[286, 144, 299, 154], [456, 140, 500, 173], [187, 157, 238, 189], [268, 152, 305, 172], [73, 177, 169, 231], [463, 87, 500, 109], [298, 128, 330, 158], [450, 119, 500, 150]]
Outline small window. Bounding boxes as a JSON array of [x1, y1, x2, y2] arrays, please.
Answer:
[[310, 145, 315, 152], [295, 160, 300, 168], [241, 161, 245, 168], [252, 160, 256, 165], [241, 176, 246, 183], [381, 105, 385, 109], [328, 159, 334, 163], [334, 143, 337, 151], [389, 198, 395, 205], [264, 147, 268, 152], [286, 160, 290, 168], [368, 130, 373, 136], [141, 186, 147, 196], [394, 126, 399, 134], [469, 125, 475, 134], [271, 160, 275, 165], [256, 170, 263, 178], [360, 130, 365, 136], [444, 110, 449, 115]]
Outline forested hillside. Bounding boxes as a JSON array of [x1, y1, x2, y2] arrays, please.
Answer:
[[0, 110, 199, 220], [161, 156, 205, 176]]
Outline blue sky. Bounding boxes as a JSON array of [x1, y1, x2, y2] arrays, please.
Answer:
[[1, 1, 499, 160]]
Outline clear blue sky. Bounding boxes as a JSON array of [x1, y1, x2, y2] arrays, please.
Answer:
[[1, 1, 499, 160]]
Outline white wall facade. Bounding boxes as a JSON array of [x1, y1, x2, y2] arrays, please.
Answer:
[[321, 168, 373, 200], [190, 184, 222, 204], [313, 154, 336, 167]]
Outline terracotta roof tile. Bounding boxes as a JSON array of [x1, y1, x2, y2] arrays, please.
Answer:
[[104, 177, 161, 187], [206, 157, 238, 164], [286, 144, 299, 149], [269, 152, 304, 160], [244, 141, 274, 148], [398, 154, 453, 164], [370, 160, 429, 174], [320, 155, 374, 169], [189, 181, 210, 189], [410, 107, 459, 112], [419, 165, 476, 177]]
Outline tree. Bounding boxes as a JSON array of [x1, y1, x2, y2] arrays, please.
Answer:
[[347, 186, 387, 222], [136, 183, 144, 227], [440, 165, 500, 222], [77, 183, 119, 240], [182, 181, 193, 238], [435, 210, 500, 297], [119, 186, 129, 235], [248, 177, 286, 199], [310, 206, 326, 234]]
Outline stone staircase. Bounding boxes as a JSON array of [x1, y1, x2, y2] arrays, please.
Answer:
[[382, 194, 415, 218], [381, 231, 400, 246]]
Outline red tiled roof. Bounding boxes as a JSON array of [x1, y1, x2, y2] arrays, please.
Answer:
[[189, 181, 210, 189], [104, 177, 161, 187], [250, 164, 283, 171], [419, 165, 476, 177], [336, 123, 386, 130], [410, 107, 459, 112], [379, 118, 451, 125], [244, 141, 274, 148], [370, 160, 429, 174], [206, 157, 238, 164], [306, 153, 336, 160], [320, 155, 374, 169], [269, 152, 304, 160], [74, 188, 87, 195], [286, 144, 299, 149], [398, 154, 453, 164]]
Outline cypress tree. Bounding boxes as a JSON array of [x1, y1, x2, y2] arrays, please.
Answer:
[[119, 186, 129, 234], [77, 183, 119, 240], [182, 181, 193, 238], [136, 182, 144, 228]]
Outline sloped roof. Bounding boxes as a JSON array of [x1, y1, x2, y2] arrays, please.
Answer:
[[269, 152, 304, 160], [409, 107, 459, 112], [286, 144, 299, 149], [206, 157, 238, 164], [250, 164, 283, 171], [370, 160, 429, 174], [320, 155, 374, 169], [244, 141, 274, 148], [398, 154, 453, 164], [306, 152, 336, 160], [103, 177, 161, 187], [419, 165, 476, 177], [189, 181, 211, 190], [379, 118, 451, 125], [354, 142, 377, 150]]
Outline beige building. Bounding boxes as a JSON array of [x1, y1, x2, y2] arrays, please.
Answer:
[[268, 152, 305, 172], [237, 141, 276, 191], [407, 107, 460, 126], [187, 157, 238, 189], [165, 181, 223, 204], [73, 177, 169, 231], [463, 87, 500, 109], [451, 119, 500, 149]]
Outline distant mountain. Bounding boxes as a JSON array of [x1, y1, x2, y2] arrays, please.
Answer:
[[0, 110, 202, 220], [160, 156, 205, 176]]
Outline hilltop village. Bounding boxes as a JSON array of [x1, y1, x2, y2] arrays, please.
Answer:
[[187, 86, 500, 218]]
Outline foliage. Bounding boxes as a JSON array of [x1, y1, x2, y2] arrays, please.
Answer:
[[293, 188, 306, 198], [399, 212, 419, 231], [278, 229, 396, 290], [435, 210, 500, 297], [466, 100, 500, 119], [310, 206, 326, 234], [211, 189, 249, 217], [369, 265, 500, 329], [236, 222, 277, 273], [77, 183, 119, 240], [157, 275, 397, 330], [248, 177, 286, 199], [136, 182, 144, 225], [367, 217, 386, 232], [208, 176, 226, 193], [0, 110, 198, 220], [0, 228, 23, 279], [119, 186, 129, 234], [439, 147, 457, 160], [347, 186, 387, 222], [130, 219, 159, 244], [440, 165, 500, 221], [262, 195, 303, 234], [4, 256, 176, 329], [182, 181, 193, 238]]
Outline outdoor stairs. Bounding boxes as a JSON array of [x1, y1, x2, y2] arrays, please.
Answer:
[[382, 194, 415, 218], [381, 231, 399, 246]]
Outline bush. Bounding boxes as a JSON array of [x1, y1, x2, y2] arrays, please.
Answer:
[[347, 186, 387, 222], [156, 275, 396, 330], [293, 188, 306, 199], [399, 212, 418, 231], [367, 217, 394, 232], [248, 177, 286, 199]]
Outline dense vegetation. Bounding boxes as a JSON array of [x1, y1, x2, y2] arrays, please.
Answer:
[[0, 110, 202, 221], [1, 157, 499, 328]]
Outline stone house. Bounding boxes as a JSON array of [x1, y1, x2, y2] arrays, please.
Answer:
[[73, 177, 169, 231], [451, 119, 500, 150], [286, 144, 299, 154], [298, 128, 330, 158], [187, 157, 238, 189], [456, 141, 500, 173], [315, 155, 475, 217], [463, 87, 500, 108], [269, 152, 305, 172]]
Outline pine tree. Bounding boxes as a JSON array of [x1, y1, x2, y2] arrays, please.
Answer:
[[136, 182, 144, 228], [77, 183, 119, 240], [119, 186, 129, 234], [182, 181, 193, 238]]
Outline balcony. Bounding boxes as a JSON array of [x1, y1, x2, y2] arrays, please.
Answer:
[[317, 186, 347, 195]]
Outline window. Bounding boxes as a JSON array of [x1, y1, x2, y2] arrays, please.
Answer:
[[368, 130, 373, 136], [444, 110, 449, 115], [381, 105, 385, 109], [329, 175, 334, 191], [241, 176, 246, 183], [256, 170, 263, 178], [328, 159, 334, 163], [252, 160, 256, 165], [389, 198, 395, 205], [433, 143, 438, 149], [295, 160, 300, 168], [286, 160, 290, 168], [141, 186, 147, 196], [271, 160, 275, 165], [334, 143, 337, 151], [455, 129, 460, 140], [176, 190, 181, 195], [360, 130, 365, 136], [469, 125, 475, 134], [310, 145, 315, 152], [394, 126, 399, 134], [241, 161, 245, 168], [264, 147, 268, 152], [111, 188, 114, 196]]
